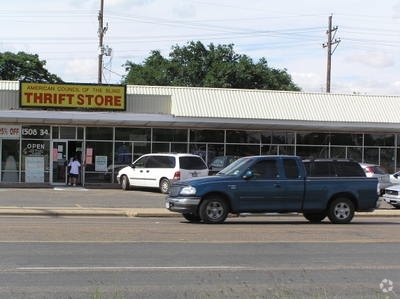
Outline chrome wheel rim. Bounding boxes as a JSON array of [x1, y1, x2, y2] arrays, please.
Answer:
[[206, 201, 224, 220], [334, 202, 350, 219]]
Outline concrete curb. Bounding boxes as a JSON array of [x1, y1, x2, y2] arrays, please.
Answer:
[[0, 207, 398, 217], [0, 207, 178, 217]]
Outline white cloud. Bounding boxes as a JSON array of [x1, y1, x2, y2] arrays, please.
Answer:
[[173, 0, 196, 18], [345, 51, 395, 68], [64, 59, 98, 83], [393, 0, 400, 18], [2, 0, 400, 95], [292, 72, 325, 93]]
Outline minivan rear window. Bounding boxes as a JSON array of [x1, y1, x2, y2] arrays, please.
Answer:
[[146, 156, 175, 168], [180, 157, 207, 170]]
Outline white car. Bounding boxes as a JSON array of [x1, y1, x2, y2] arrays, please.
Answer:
[[382, 184, 400, 209], [359, 163, 391, 195], [389, 171, 400, 184], [117, 153, 209, 193]]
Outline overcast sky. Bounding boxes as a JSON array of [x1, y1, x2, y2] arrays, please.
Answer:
[[1, 0, 400, 95]]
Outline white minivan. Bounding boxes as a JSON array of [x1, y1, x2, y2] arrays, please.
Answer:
[[116, 153, 209, 193]]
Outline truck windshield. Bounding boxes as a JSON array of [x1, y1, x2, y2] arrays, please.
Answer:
[[217, 157, 254, 176]]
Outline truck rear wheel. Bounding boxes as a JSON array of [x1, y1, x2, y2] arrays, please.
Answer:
[[199, 196, 229, 224], [328, 197, 354, 224], [303, 212, 326, 223]]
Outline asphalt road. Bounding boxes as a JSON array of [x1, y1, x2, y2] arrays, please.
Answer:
[[0, 216, 399, 298], [0, 187, 166, 208]]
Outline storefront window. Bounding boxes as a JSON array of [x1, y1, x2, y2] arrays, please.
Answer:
[[115, 127, 150, 141], [330, 133, 362, 146], [226, 130, 260, 143], [347, 147, 362, 162], [296, 145, 329, 159], [380, 148, 395, 172], [226, 144, 259, 156], [277, 145, 295, 155], [272, 131, 295, 144], [296, 132, 330, 145], [153, 128, 187, 142], [60, 127, 77, 139], [85, 141, 113, 183], [1, 140, 19, 182], [364, 134, 395, 146], [261, 144, 278, 155], [86, 127, 113, 140], [132, 142, 151, 161], [21, 140, 50, 183], [190, 129, 224, 142], [330, 147, 347, 159]]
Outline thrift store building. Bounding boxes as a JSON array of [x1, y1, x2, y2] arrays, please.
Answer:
[[1, 80, 400, 187]]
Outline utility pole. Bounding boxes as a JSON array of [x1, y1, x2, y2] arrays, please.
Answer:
[[97, 0, 109, 84], [323, 15, 341, 93]]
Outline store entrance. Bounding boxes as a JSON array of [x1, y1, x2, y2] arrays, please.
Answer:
[[51, 140, 83, 185]]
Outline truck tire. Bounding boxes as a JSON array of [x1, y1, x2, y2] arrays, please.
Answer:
[[121, 175, 130, 190], [328, 197, 355, 224], [182, 213, 201, 223], [199, 196, 229, 224], [303, 212, 326, 223], [159, 178, 170, 194]]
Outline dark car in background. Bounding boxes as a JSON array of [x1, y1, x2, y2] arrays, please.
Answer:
[[208, 155, 239, 175]]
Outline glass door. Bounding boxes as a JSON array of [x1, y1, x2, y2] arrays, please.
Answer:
[[52, 141, 68, 184]]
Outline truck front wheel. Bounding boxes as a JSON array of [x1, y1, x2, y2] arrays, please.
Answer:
[[328, 197, 355, 224], [199, 196, 229, 224]]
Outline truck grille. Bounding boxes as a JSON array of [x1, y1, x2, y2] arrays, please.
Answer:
[[169, 185, 182, 196]]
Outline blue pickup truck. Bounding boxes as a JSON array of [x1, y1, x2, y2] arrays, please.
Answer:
[[165, 155, 379, 224]]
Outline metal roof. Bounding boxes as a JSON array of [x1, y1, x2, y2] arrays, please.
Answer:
[[129, 85, 400, 124], [1, 81, 400, 132]]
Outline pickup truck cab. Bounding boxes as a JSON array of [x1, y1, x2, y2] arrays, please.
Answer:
[[165, 155, 379, 224]]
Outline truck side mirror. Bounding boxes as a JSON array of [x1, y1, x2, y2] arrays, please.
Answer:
[[243, 170, 254, 179]]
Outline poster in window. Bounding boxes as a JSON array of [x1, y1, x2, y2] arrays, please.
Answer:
[[25, 156, 44, 182], [95, 156, 108, 172]]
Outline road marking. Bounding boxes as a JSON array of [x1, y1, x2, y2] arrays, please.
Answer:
[[15, 264, 400, 272], [53, 187, 88, 191]]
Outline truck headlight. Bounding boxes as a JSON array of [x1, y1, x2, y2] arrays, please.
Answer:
[[180, 186, 197, 195]]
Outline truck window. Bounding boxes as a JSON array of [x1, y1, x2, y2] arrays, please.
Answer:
[[250, 160, 278, 179], [335, 161, 365, 177], [283, 159, 299, 179]]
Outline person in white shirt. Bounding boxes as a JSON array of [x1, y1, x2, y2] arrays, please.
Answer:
[[68, 156, 81, 186]]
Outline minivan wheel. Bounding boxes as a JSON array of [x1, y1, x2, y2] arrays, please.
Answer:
[[121, 175, 130, 191], [328, 197, 355, 224], [159, 178, 170, 194], [199, 196, 229, 224]]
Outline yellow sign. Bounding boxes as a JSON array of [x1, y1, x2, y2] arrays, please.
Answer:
[[20, 82, 126, 111]]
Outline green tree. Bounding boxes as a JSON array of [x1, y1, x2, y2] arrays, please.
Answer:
[[0, 51, 63, 83], [123, 41, 300, 91]]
